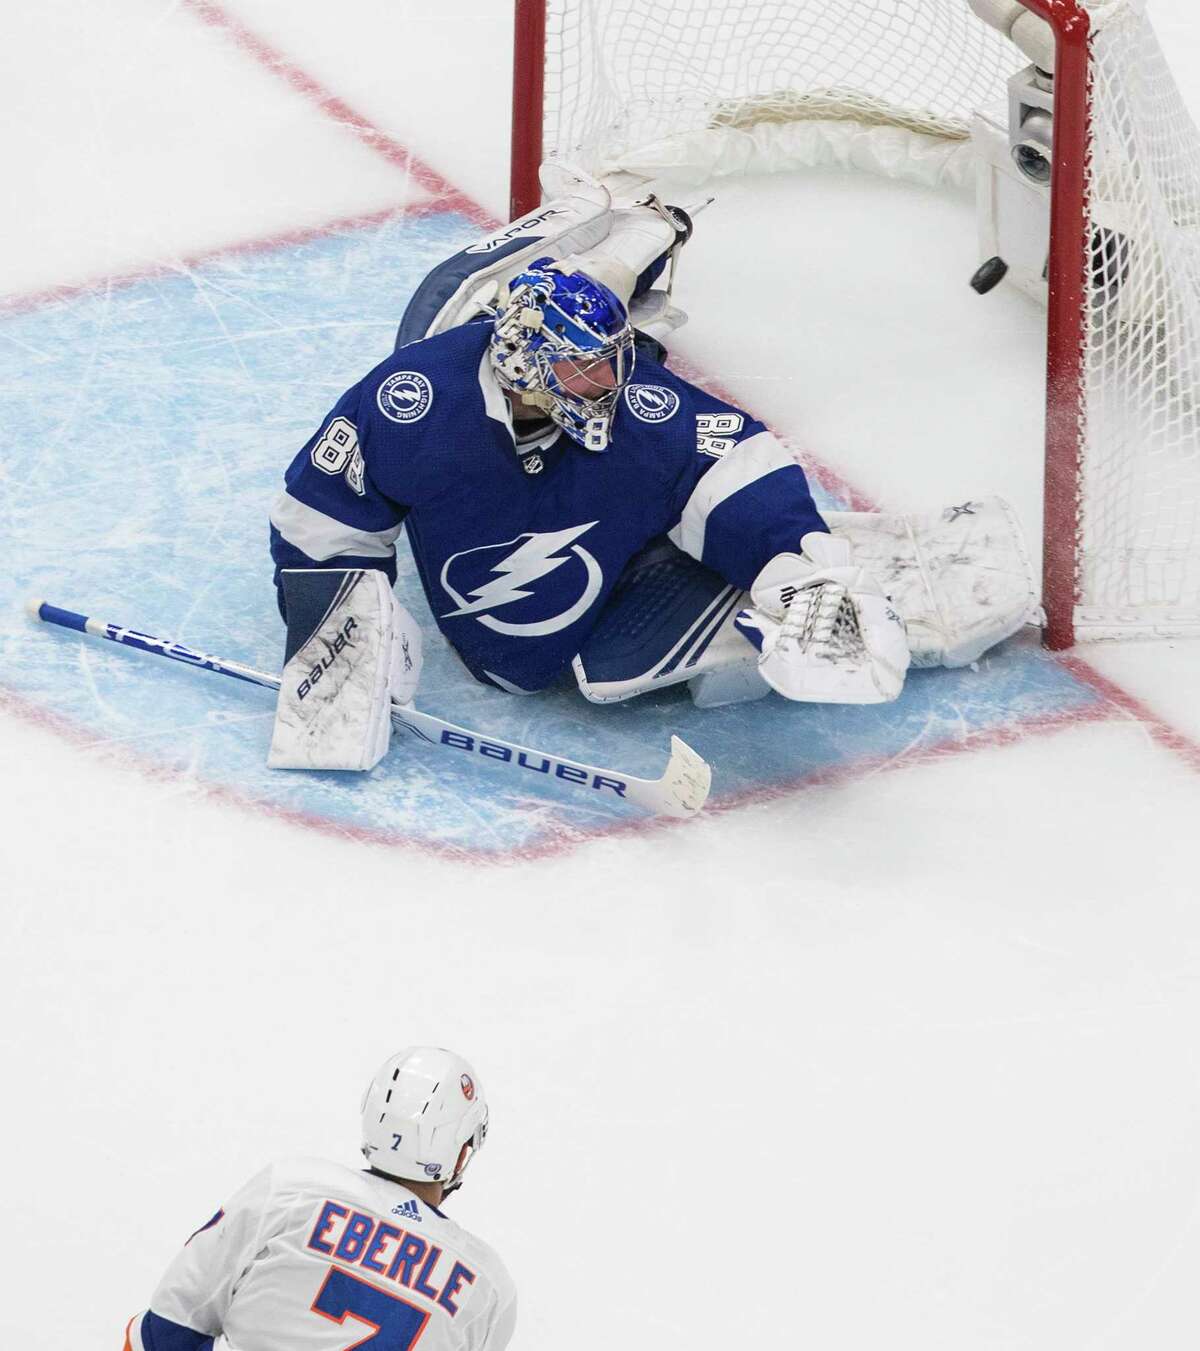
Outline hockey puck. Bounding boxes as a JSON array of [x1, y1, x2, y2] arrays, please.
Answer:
[[970, 256, 1008, 295]]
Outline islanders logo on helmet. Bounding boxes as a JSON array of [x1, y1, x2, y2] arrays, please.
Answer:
[[489, 258, 634, 452], [461, 1073, 475, 1101]]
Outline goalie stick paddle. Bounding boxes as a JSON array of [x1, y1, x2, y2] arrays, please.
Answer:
[[26, 600, 712, 819]]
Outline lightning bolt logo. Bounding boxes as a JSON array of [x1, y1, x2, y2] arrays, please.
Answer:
[[625, 383, 680, 424], [377, 371, 433, 424], [439, 523, 604, 637]]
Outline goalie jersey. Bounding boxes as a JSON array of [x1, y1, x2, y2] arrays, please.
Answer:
[[270, 320, 827, 693], [125, 1157, 516, 1351]]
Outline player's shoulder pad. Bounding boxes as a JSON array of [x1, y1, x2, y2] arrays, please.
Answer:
[[264, 1155, 363, 1202], [360, 321, 492, 434], [443, 1223, 517, 1304]]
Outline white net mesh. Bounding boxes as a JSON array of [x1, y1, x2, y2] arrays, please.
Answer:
[[539, 0, 1200, 637], [1079, 2, 1200, 634], [542, 0, 1022, 177]]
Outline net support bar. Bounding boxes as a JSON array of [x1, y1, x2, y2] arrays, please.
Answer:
[[1028, 0, 1092, 650], [510, 0, 547, 219]]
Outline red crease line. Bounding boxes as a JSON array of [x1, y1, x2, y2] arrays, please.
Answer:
[[1054, 651, 1200, 774], [180, 0, 498, 233], [0, 678, 1120, 866], [666, 352, 880, 514], [0, 200, 460, 318]]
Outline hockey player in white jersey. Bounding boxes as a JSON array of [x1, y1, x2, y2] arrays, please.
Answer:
[[124, 1048, 515, 1351]]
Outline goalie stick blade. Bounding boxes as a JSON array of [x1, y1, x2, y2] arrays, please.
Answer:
[[390, 706, 711, 819], [650, 735, 712, 818]]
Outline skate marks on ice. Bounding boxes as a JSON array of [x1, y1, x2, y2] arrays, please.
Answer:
[[0, 213, 1109, 857]]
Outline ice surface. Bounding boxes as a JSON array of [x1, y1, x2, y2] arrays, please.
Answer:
[[4, 2, 1200, 1348]]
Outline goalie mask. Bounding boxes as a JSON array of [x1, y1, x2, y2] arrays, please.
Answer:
[[361, 1047, 488, 1195], [489, 258, 634, 451]]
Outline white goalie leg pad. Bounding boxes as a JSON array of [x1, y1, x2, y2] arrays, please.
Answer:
[[824, 497, 1040, 668], [407, 176, 615, 340], [735, 534, 911, 704], [402, 158, 696, 345], [567, 196, 689, 307], [268, 569, 423, 771]]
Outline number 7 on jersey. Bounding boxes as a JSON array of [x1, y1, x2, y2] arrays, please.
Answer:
[[311, 1266, 431, 1350]]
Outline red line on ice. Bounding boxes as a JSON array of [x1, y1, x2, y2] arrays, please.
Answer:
[[1054, 652, 1200, 774], [666, 354, 878, 514], [0, 681, 1115, 866], [0, 0, 501, 317], [180, 0, 495, 232], [0, 201, 455, 318], [0, 682, 510, 867]]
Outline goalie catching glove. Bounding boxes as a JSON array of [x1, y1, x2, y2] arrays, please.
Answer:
[[734, 532, 910, 703], [269, 569, 422, 771]]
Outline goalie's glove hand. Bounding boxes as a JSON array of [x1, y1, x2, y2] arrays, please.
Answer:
[[734, 532, 910, 704]]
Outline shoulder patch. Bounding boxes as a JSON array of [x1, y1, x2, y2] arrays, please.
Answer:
[[377, 371, 434, 424], [624, 383, 680, 424]]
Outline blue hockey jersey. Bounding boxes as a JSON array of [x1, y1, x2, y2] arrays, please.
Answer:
[[270, 321, 826, 692]]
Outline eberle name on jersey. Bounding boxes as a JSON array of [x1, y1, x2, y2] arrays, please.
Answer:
[[307, 1199, 476, 1313], [125, 1156, 515, 1351]]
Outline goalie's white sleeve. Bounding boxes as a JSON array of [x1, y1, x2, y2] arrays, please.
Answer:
[[125, 1157, 516, 1351]]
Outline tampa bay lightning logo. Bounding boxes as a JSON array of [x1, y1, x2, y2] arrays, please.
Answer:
[[624, 383, 679, 423], [440, 523, 604, 637], [377, 371, 433, 424]]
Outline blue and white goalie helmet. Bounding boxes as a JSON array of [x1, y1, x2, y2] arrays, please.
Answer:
[[361, 1047, 488, 1194], [490, 257, 634, 451]]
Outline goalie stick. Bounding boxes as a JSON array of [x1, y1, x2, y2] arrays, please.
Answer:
[[26, 600, 711, 819]]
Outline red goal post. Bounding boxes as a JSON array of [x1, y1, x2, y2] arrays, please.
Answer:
[[510, 0, 1200, 650]]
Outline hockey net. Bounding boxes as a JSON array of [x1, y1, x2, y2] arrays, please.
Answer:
[[536, 2, 1018, 184], [511, 0, 1200, 644]]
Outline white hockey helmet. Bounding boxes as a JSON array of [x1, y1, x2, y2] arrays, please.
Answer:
[[361, 1047, 488, 1193]]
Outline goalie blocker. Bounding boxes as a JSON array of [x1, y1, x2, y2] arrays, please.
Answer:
[[269, 569, 422, 771]]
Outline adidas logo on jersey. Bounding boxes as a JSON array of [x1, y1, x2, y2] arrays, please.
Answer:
[[390, 1198, 422, 1222]]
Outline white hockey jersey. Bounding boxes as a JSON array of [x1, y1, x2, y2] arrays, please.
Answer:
[[125, 1157, 516, 1351]]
